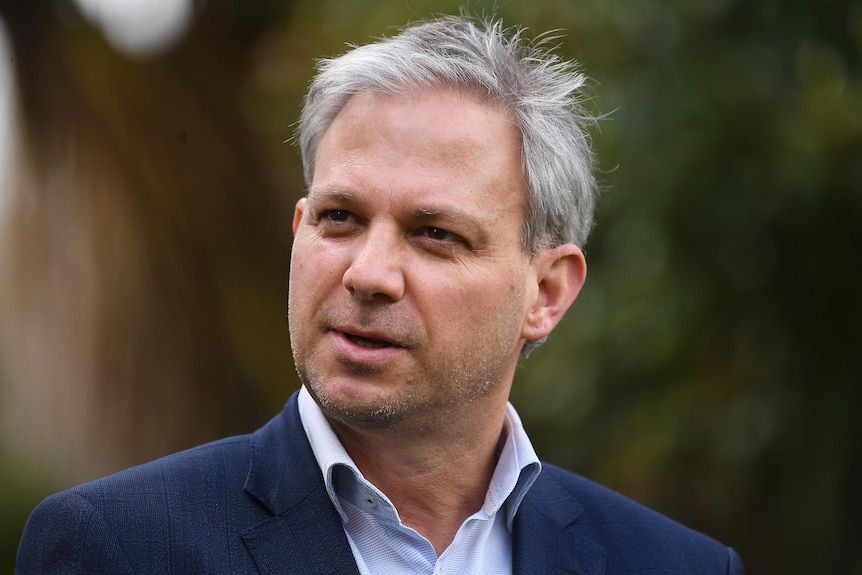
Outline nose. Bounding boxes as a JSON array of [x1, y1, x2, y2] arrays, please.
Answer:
[[342, 226, 406, 302]]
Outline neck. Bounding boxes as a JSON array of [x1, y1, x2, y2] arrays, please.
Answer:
[[328, 406, 508, 555]]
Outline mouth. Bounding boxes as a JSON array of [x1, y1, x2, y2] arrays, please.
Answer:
[[337, 326, 411, 351], [344, 333, 394, 349]]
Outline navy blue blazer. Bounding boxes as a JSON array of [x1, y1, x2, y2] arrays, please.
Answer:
[[17, 392, 744, 574]]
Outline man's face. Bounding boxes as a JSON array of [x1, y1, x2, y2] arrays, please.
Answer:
[[288, 89, 541, 435]]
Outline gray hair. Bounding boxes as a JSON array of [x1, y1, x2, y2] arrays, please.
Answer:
[[297, 14, 600, 252]]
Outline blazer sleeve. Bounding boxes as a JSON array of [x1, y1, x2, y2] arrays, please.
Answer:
[[16, 492, 135, 575]]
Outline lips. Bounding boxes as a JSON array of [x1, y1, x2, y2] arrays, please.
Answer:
[[334, 323, 409, 349], [327, 327, 409, 366], [344, 333, 393, 349]]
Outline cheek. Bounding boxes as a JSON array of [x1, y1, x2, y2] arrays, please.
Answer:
[[289, 244, 327, 313], [419, 270, 525, 330], [292, 240, 345, 287]]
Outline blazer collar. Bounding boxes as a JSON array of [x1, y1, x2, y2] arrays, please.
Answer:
[[239, 392, 606, 575], [513, 470, 607, 575], [241, 392, 361, 575]]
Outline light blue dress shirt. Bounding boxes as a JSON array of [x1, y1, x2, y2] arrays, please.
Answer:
[[297, 386, 542, 575]]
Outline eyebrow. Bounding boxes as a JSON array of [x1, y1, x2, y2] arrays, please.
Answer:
[[413, 207, 494, 249], [307, 186, 490, 243], [414, 207, 482, 231], [306, 187, 360, 208]]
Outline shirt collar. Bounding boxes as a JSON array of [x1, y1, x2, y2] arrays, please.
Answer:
[[297, 385, 542, 531]]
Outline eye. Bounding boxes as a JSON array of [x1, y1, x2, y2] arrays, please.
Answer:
[[313, 208, 362, 238], [322, 209, 352, 222], [420, 227, 464, 244]]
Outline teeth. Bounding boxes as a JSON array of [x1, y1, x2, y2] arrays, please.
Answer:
[[347, 334, 391, 349]]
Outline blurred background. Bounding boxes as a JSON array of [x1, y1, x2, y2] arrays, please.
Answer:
[[0, 0, 859, 573]]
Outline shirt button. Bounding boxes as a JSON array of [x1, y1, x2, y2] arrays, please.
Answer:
[[364, 496, 376, 508]]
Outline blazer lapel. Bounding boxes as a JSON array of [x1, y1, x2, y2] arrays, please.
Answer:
[[242, 486, 360, 575], [240, 392, 361, 575], [513, 471, 607, 575]]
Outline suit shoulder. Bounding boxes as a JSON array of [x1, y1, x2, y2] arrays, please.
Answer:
[[17, 435, 264, 574], [16, 490, 136, 574], [534, 463, 743, 573], [538, 463, 709, 535], [16, 399, 313, 574], [70, 433, 254, 498], [18, 434, 269, 573]]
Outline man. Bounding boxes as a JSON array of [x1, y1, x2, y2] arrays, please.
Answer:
[[17, 15, 744, 575]]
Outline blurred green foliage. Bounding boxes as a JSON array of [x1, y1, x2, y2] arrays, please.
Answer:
[[0, 444, 53, 571], [508, 1, 862, 574], [1, 0, 860, 574]]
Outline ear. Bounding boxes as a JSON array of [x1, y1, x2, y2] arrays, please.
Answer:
[[292, 197, 307, 234], [521, 244, 587, 342]]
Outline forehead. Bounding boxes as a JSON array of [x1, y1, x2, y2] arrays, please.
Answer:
[[312, 89, 527, 217]]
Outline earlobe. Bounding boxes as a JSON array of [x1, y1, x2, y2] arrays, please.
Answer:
[[292, 198, 307, 234], [522, 244, 587, 342]]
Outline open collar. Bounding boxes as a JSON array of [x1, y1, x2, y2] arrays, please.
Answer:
[[239, 391, 606, 575]]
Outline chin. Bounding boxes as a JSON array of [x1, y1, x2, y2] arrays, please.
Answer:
[[308, 379, 420, 428]]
